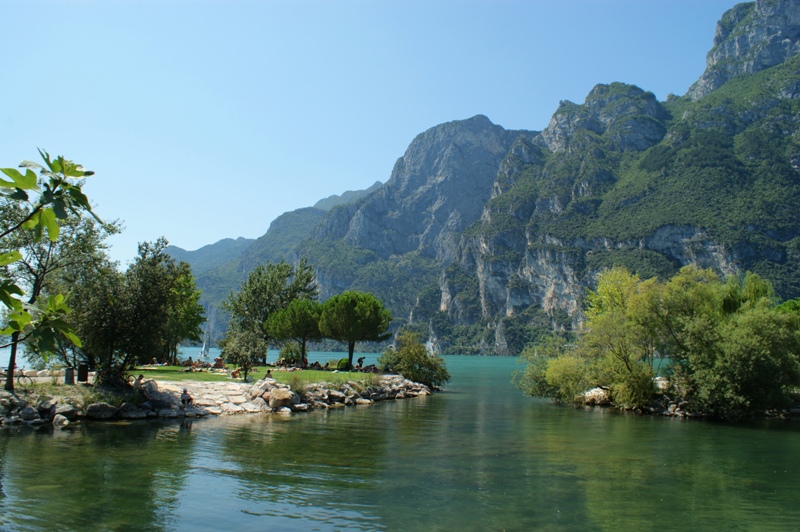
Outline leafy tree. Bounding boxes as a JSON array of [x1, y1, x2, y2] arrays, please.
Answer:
[[68, 267, 131, 385], [319, 291, 392, 370], [14, 210, 122, 369], [164, 262, 205, 364], [47, 238, 205, 387], [222, 259, 316, 364], [0, 151, 98, 391], [518, 265, 800, 418], [267, 298, 322, 361], [513, 334, 568, 399], [124, 238, 204, 366], [379, 330, 450, 389], [220, 326, 264, 382]]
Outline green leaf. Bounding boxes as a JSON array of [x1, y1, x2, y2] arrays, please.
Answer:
[[0, 283, 24, 311], [0, 250, 22, 267], [41, 208, 60, 241], [7, 188, 29, 201], [0, 168, 38, 189], [52, 198, 68, 219]]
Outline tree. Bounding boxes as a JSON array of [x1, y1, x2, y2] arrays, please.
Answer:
[[267, 298, 322, 361], [15, 210, 122, 370], [0, 151, 98, 392], [49, 238, 205, 387], [164, 262, 205, 364], [379, 330, 450, 389], [222, 259, 316, 364], [319, 291, 392, 370], [220, 326, 264, 382], [518, 265, 800, 419]]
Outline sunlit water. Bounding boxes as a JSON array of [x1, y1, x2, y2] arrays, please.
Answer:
[[1, 355, 800, 530]]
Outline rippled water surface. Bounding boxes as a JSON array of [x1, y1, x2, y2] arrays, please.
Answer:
[[1, 355, 799, 531]]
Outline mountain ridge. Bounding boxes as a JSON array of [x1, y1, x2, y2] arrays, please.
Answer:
[[172, 0, 800, 354]]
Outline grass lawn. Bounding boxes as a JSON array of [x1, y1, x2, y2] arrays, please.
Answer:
[[135, 365, 378, 387]]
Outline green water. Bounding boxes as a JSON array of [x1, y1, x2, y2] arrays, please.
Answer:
[[1, 356, 799, 531]]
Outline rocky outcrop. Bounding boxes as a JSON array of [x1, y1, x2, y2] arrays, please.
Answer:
[[0, 375, 432, 429], [309, 115, 534, 264], [539, 83, 667, 153], [688, 0, 800, 100]]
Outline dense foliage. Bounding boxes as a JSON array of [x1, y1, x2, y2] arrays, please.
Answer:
[[0, 151, 99, 391], [221, 259, 317, 368], [516, 266, 800, 420], [319, 291, 392, 369], [378, 330, 450, 389]]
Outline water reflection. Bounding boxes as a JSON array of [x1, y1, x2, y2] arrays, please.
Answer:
[[0, 420, 196, 530], [0, 357, 798, 531]]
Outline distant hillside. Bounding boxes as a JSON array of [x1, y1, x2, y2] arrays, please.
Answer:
[[165, 237, 254, 274], [313, 181, 383, 211], [167, 183, 385, 343]]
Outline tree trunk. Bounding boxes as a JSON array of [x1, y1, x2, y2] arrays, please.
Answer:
[[347, 341, 355, 370], [4, 331, 20, 392]]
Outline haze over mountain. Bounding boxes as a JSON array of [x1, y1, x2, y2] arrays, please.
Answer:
[[171, 0, 800, 354]]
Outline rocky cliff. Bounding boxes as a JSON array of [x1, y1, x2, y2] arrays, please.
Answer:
[[688, 0, 800, 100], [181, 0, 800, 356]]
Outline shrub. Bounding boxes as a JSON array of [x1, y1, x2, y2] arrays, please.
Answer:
[[381, 331, 450, 389], [279, 342, 303, 365]]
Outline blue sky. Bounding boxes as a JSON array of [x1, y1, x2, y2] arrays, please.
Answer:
[[1, 0, 741, 265]]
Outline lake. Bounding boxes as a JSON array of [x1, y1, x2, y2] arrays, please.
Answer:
[[1, 354, 799, 530]]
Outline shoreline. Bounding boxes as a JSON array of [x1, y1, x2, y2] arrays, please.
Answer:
[[0, 374, 432, 429]]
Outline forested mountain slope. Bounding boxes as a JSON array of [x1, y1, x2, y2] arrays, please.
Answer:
[[175, 0, 800, 355]]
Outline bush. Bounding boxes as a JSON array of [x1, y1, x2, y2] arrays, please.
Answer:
[[279, 342, 303, 365], [381, 331, 450, 389], [545, 356, 590, 404]]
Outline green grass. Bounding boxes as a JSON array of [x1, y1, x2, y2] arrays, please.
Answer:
[[135, 365, 378, 387]]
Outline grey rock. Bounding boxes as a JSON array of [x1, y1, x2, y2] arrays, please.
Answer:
[[268, 388, 294, 409], [688, 1, 800, 100], [118, 403, 149, 420], [19, 407, 40, 421], [157, 408, 183, 418], [52, 414, 70, 428], [86, 402, 118, 420]]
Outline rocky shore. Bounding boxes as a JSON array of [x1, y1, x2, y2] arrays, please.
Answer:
[[0, 375, 432, 430], [581, 386, 800, 420]]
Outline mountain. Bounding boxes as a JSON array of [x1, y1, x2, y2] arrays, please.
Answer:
[[298, 0, 800, 355], [177, 0, 800, 355], [165, 237, 255, 274], [167, 183, 385, 342]]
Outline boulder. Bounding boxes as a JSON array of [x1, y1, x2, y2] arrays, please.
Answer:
[[55, 404, 78, 421], [328, 390, 346, 403], [583, 387, 611, 406], [52, 414, 70, 428], [37, 370, 50, 378], [19, 407, 40, 421], [157, 408, 183, 418], [220, 402, 245, 415], [37, 401, 55, 420], [268, 388, 294, 409], [118, 403, 149, 420], [86, 402, 118, 420], [248, 397, 270, 412]]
